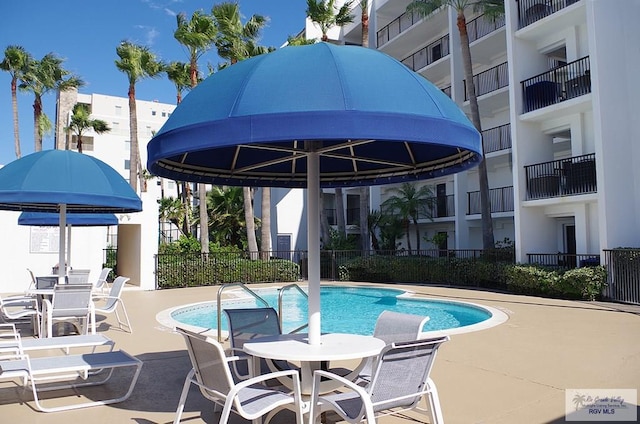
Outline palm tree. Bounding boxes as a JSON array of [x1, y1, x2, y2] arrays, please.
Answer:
[[1, 45, 32, 158], [359, 0, 371, 252], [20, 53, 83, 152], [306, 0, 355, 42], [381, 182, 435, 253], [207, 185, 247, 249], [158, 196, 188, 240], [115, 41, 164, 192], [407, 0, 504, 250], [213, 1, 272, 257], [306, 0, 355, 240], [174, 10, 218, 256], [286, 35, 317, 46], [67, 103, 110, 153], [165, 60, 194, 237]]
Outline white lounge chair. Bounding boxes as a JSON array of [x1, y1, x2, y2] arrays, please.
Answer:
[[92, 276, 132, 333], [0, 324, 142, 412], [0, 294, 40, 332], [173, 327, 304, 424], [309, 336, 450, 424]]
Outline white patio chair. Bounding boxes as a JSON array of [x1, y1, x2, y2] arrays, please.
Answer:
[[309, 336, 450, 424], [93, 267, 112, 293], [335, 310, 430, 383], [224, 307, 296, 380], [40, 284, 94, 338], [67, 268, 91, 285], [173, 327, 304, 424], [92, 276, 132, 333]]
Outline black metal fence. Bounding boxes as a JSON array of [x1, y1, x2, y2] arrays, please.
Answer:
[[467, 186, 514, 215], [603, 249, 640, 305], [464, 62, 509, 100], [525, 153, 596, 200], [527, 253, 600, 270], [522, 56, 591, 112], [518, 0, 581, 28]]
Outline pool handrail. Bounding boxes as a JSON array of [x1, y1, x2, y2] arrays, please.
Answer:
[[216, 283, 270, 342], [278, 284, 309, 334]]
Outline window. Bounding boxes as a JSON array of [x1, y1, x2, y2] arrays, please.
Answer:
[[115, 105, 122, 116], [151, 110, 157, 116], [124, 159, 130, 170], [125, 139, 131, 152], [161, 111, 167, 117]]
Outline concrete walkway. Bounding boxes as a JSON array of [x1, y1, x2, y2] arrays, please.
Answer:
[[1, 283, 639, 423]]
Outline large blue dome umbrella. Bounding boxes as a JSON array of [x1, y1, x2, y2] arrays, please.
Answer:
[[147, 42, 482, 345], [0, 149, 142, 281]]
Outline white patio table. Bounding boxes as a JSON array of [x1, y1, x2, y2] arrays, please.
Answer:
[[243, 332, 385, 395]]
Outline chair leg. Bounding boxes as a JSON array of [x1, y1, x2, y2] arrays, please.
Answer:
[[173, 369, 195, 424], [116, 302, 133, 333], [426, 379, 444, 424]]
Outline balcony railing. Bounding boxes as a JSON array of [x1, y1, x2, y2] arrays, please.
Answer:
[[518, 0, 581, 29], [522, 56, 591, 112], [467, 13, 506, 43], [401, 34, 450, 71], [482, 123, 511, 154], [441, 86, 452, 98], [464, 62, 509, 101], [377, 10, 419, 47], [467, 186, 514, 215], [527, 253, 600, 270], [324, 208, 360, 226], [525, 153, 596, 200], [421, 195, 455, 219]]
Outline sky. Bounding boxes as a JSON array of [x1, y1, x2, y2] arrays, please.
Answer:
[[0, 0, 309, 165]]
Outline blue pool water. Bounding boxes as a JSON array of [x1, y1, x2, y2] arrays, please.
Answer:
[[170, 286, 493, 335]]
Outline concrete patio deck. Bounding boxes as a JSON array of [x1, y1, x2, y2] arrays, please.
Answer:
[[1, 283, 639, 423]]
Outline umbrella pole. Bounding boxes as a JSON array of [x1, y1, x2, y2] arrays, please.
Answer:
[[58, 204, 67, 283], [307, 146, 321, 346]]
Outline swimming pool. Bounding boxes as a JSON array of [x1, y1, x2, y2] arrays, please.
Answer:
[[157, 285, 508, 337]]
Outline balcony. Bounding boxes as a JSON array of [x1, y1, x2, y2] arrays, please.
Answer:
[[324, 208, 360, 226], [401, 34, 449, 71], [482, 123, 511, 154], [525, 153, 596, 200], [464, 62, 509, 101], [518, 0, 581, 29], [377, 10, 420, 48], [422, 195, 455, 219], [467, 13, 506, 43], [467, 186, 514, 215], [522, 56, 590, 113]]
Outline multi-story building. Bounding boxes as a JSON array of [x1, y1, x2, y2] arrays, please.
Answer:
[[0, 90, 174, 293], [302, 0, 639, 264]]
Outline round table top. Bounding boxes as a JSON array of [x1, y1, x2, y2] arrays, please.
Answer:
[[243, 333, 385, 362]]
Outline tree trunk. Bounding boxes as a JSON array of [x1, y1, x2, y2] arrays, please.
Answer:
[[359, 187, 370, 251], [11, 77, 21, 158], [260, 187, 271, 260], [128, 84, 138, 192], [335, 187, 346, 237], [413, 217, 421, 252], [244, 187, 258, 258], [458, 12, 494, 249], [404, 219, 412, 252], [180, 182, 191, 237], [33, 96, 42, 152], [361, 0, 369, 48]]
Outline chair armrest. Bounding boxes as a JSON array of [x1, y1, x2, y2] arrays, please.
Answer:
[[233, 369, 301, 393]]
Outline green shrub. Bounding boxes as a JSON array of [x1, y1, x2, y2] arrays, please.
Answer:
[[505, 264, 607, 300]]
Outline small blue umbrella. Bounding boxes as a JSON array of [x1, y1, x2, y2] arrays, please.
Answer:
[[18, 212, 119, 226], [18, 212, 119, 270], [147, 43, 482, 345], [0, 150, 141, 280]]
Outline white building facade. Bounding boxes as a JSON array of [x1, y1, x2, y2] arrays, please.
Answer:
[[297, 0, 640, 263], [0, 91, 174, 293]]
